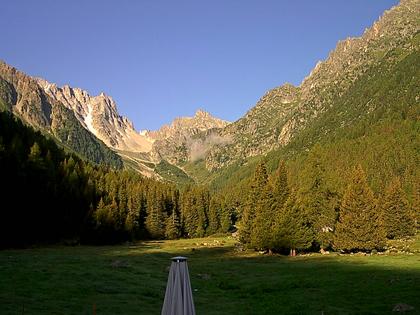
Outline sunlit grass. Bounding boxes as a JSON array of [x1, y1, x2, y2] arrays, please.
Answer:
[[0, 235, 419, 314]]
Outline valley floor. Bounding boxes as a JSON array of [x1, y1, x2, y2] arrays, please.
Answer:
[[0, 236, 419, 315]]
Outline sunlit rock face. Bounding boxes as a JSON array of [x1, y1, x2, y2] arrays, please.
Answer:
[[36, 78, 155, 153]]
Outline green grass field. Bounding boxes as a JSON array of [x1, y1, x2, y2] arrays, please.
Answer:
[[1, 236, 419, 315]]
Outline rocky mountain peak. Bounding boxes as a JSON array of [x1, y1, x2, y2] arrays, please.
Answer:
[[148, 109, 229, 141], [203, 0, 419, 171], [194, 109, 211, 118], [144, 109, 230, 164], [35, 77, 155, 152]]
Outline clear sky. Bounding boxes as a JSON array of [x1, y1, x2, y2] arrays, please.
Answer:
[[1, 0, 397, 130]]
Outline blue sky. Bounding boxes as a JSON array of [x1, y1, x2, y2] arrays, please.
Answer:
[[1, 0, 397, 130]]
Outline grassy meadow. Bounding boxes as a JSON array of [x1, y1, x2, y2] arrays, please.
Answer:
[[0, 236, 419, 315]]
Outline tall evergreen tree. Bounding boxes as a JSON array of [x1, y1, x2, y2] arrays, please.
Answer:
[[413, 180, 420, 230], [208, 196, 221, 235], [271, 160, 290, 210], [195, 188, 209, 237], [165, 209, 181, 239], [145, 189, 166, 239], [219, 198, 232, 233], [125, 196, 140, 239], [382, 177, 415, 239], [298, 145, 337, 249], [273, 190, 314, 253], [270, 160, 291, 251], [334, 165, 385, 252], [180, 188, 197, 237], [250, 180, 273, 250], [239, 162, 269, 245], [242, 161, 275, 250]]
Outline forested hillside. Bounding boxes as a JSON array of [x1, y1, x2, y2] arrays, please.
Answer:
[[0, 112, 232, 248], [0, 0, 418, 251], [0, 61, 123, 168]]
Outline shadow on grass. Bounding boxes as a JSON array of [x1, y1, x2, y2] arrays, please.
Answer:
[[184, 247, 420, 315], [0, 244, 419, 315]]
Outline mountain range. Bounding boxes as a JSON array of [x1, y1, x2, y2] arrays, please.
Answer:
[[0, 0, 418, 189]]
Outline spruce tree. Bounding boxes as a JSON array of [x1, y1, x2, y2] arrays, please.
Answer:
[[145, 189, 166, 239], [334, 165, 385, 252], [273, 190, 314, 253], [180, 188, 197, 237], [250, 182, 273, 250], [270, 160, 291, 251], [247, 162, 275, 250], [195, 188, 209, 237], [271, 160, 290, 210], [220, 201, 232, 233], [239, 162, 271, 246], [413, 180, 420, 230], [208, 196, 221, 235], [298, 146, 337, 250], [165, 210, 181, 239], [125, 196, 140, 238], [382, 177, 415, 239]]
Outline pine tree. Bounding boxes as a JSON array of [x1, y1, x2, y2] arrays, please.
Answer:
[[334, 165, 385, 252], [382, 177, 415, 239]]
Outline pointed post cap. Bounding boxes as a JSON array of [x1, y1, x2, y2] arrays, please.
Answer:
[[171, 256, 187, 262]]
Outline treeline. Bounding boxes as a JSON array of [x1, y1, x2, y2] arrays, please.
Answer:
[[238, 153, 418, 254], [0, 111, 233, 248], [1, 110, 417, 250]]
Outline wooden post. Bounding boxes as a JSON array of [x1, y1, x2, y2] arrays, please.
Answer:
[[93, 303, 96, 315]]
